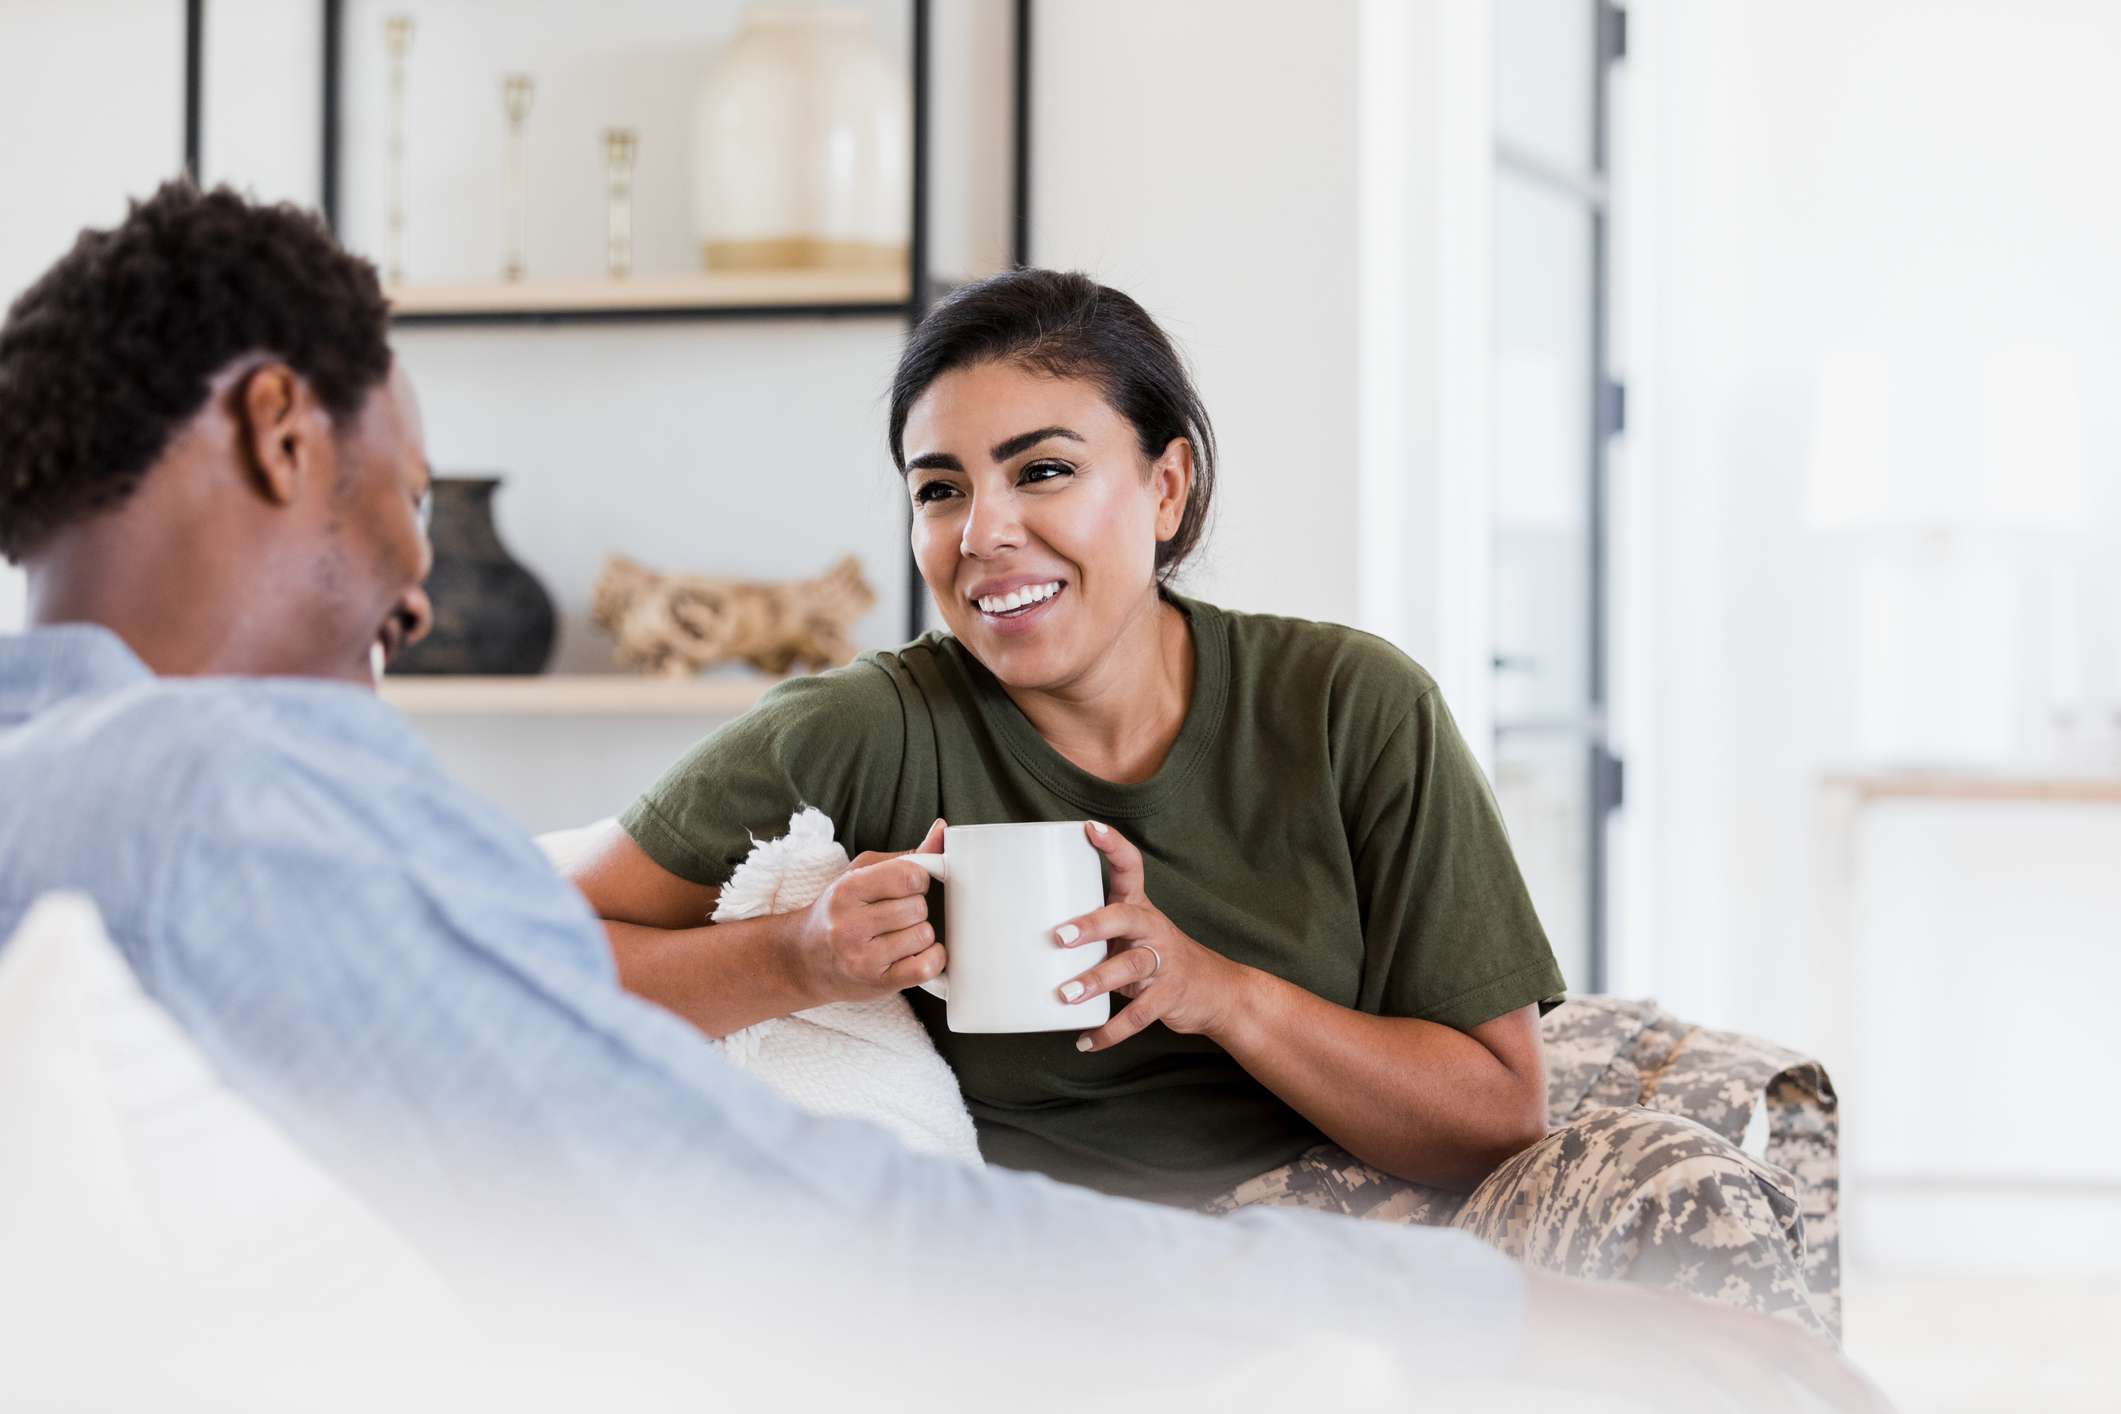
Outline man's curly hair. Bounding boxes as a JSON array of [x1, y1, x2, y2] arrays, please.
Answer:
[[0, 180, 392, 563]]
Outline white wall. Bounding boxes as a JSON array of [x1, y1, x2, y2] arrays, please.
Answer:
[[0, 0, 180, 307], [1628, 0, 2121, 1270], [1356, 0, 1495, 736], [1028, 0, 1492, 727], [1028, 0, 1364, 629], [1635, 0, 2121, 1047], [0, 565, 21, 634]]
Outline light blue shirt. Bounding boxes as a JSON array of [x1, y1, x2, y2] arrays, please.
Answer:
[[0, 625, 1523, 1363]]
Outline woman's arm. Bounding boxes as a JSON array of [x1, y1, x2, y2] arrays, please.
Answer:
[[1215, 986, 1546, 1192], [1059, 822, 1547, 1193], [563, 821, 946, 1039]]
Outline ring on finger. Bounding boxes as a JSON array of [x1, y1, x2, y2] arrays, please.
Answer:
[[1135, 943, 1162, 978]]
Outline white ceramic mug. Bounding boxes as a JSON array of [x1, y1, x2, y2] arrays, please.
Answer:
[[905, 822, 1109, 1033]]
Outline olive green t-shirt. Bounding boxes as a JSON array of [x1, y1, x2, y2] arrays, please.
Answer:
[[621, 594, 1565, 1207]]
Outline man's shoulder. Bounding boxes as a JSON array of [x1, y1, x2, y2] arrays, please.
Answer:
[[5, 669, 477, 869], [1, 672, 437, 950], [70, 672, 437, 798], [4, 673, 263, 820]]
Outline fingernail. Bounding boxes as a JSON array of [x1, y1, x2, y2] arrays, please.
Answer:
[[1059, 980, 1085, 1002], [1089, 821, 1109, 836], [1075, 1036, 1094, 1052], [1055, 923, 1080, 945]]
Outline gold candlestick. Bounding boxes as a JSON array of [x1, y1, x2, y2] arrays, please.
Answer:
[[501, 73, 535, 282], [603, 127, 639, 279], [383, 16, 413, 285]]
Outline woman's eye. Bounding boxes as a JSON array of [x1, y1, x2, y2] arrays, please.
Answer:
[[911, 481, 959, 505], [1020, 461, 1074, 486]]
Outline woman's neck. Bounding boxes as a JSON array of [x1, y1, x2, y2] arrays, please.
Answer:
[[1003, 592, 1196, 785]]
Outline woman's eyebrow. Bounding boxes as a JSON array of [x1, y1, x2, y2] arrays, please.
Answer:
[[906, 426, 1085, 473], [990, 425, 1085, 461]]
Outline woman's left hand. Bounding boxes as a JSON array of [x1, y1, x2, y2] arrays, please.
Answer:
[[1055, 821, 1254, 1052]]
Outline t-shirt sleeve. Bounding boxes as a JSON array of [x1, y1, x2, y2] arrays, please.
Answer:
[[1348, 686, 1567, 1031], [618, 660, 918, 887]]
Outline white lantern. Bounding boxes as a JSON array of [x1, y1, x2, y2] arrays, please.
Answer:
[[692, 3, 911, 272]]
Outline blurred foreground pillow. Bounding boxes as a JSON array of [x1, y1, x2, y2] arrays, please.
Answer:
[[0, 892, 454, 1323]]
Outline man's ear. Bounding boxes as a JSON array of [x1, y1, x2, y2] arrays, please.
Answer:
[[234, 363, 314, 507], [1151, 437, 1194, 543]]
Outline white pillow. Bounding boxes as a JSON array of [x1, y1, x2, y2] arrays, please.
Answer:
[[0, 892, 455, 1324], [711, 809, 984, 1165], [0, 893, 167, 1313]]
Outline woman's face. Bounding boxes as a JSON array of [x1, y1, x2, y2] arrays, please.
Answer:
[[901, 361, 1190, 692]]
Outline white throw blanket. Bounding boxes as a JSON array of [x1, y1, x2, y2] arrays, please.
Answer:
[[711, 809, 982, 1165]]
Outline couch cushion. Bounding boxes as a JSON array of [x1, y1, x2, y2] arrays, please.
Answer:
[[0, 892, 453, 1317]]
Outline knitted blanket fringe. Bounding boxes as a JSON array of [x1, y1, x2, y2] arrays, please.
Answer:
[[711, 809, 982, 1166]]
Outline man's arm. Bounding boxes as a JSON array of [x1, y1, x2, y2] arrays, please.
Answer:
[[143, 730, 1498, 1341]]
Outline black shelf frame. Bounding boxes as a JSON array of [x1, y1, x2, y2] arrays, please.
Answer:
[[183, 0, 203, 177], [186, 0, 1035, 643]]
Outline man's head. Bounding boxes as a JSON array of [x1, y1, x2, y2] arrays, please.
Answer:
[[0, 180, 433, 685]]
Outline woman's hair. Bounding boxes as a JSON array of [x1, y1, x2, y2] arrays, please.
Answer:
[[887, 269, 1216, 581]]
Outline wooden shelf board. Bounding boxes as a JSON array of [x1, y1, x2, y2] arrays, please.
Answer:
[[381, 673, 782, 717], [385, 268, 910, 317], [1822, 769, 2121, 804]]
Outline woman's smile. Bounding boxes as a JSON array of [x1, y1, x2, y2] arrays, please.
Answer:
[[968, 576, 1067, 633]]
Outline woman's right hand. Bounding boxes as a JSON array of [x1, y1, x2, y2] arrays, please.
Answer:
[[788, 819, 948, 1005]]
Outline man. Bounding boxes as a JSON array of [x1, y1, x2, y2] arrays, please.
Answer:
[[0, 183, 1882, 1410]]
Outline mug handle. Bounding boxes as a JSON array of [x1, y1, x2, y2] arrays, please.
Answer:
[[903, 852, 948, 1000]]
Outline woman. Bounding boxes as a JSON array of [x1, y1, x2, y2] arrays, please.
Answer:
[[570, 268, 1563, 1210]]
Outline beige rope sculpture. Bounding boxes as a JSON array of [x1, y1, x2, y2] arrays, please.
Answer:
[[592, 554, 877, 677]]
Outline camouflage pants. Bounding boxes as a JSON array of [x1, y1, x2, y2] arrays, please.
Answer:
[[1203, 1106, 1829, 1339]]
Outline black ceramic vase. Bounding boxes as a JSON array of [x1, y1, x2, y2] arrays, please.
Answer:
[[390, 475, 557, 676]]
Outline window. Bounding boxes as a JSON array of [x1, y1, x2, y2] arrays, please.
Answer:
[[1490, 0, 1625, 991]]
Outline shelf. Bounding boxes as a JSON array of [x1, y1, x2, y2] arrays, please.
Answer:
[[384, 268, 912, 324], [381, 672, 783, 717], [1822, 769, 2121, 804]]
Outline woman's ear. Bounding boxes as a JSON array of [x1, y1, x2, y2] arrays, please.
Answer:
[[233, 362, 319, 507], [1151, 437, 1194, 542]]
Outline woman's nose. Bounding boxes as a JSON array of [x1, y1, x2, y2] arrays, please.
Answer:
[[959, 492, 1023, 559]]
